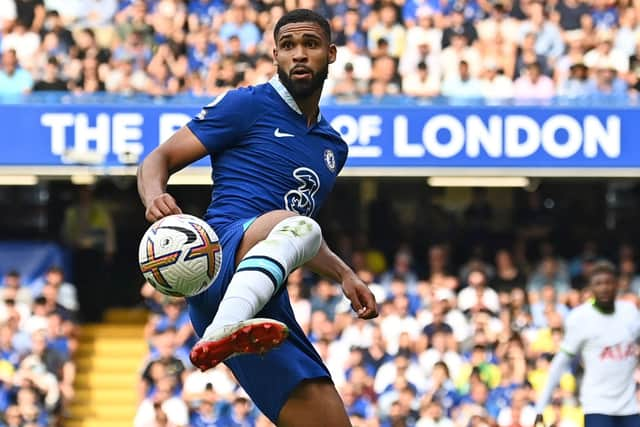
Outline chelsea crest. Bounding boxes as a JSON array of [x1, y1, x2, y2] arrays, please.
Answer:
[[324, 149, 336, 173]]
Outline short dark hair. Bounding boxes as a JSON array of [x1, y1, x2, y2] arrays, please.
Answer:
[[273, 9, 331, 43], [46, 266, 64, 276], [6, 270, 20, 278], [590, 260, 617, 280]]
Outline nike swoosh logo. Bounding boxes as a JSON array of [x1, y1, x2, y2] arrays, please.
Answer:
[[158, 226, 197, 244], [274, 128, 295, 138]]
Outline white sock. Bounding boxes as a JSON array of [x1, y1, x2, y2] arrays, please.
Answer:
[[202, 216, 322, 337]]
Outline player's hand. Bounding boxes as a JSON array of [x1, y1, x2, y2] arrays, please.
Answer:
[[534, 414, 545, 427], [341, 274, 378, 319], [145, 193, 182, 222]]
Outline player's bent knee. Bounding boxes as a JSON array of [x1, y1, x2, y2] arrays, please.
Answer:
[[269, 215, 322, 265]]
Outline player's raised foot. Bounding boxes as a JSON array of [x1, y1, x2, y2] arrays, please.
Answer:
[[190, 318, 289, 371]]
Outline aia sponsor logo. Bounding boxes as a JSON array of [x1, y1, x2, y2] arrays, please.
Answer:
[[599, 343, 638, 361]]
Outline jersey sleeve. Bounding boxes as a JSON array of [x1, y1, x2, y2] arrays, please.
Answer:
[[630, 304, 640, 341], [186, 87, 259, 154], [559, 310, 584, 356], [336, 142, 348, 174]]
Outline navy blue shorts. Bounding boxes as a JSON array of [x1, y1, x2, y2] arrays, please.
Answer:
[[187, 216, 331, 423], [584, 414, 640, 427]]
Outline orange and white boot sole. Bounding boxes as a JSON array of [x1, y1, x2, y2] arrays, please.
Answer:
[[190, 318, 289, 371]]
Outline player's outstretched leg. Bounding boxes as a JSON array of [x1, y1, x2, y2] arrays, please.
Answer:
[[190, 212, 322, 371]]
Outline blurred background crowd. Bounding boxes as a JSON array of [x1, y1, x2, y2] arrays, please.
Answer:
[[0, 0, 639, 102], [0, 267, 78, 427], [134, 233, 640, 427], [2, 184, 640, 427]]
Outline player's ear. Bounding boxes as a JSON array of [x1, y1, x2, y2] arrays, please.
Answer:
[[328, 44, 337, 65]]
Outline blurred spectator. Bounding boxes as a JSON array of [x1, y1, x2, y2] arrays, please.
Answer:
[[458, 268, 500, 316], [188, 384, 221, 426], [401, 10, 442, 70], [441, 8, 478, 49], [491, 250, 527, 296], [0, 0, 17, 34], [380, 294, 421, 355], [310, 279, 341, 320], [403, 61, 440, 98], [330, 35, 372, 83], [331, 62, 368, 100], [73, 28, 111, 64], [441, 34, 481, 81], [40, 10, 74, 54], [527, 255, 571, 298], [514, 61, 556, 101], [416, 400, 455, 427], [33, 56, 68, 91], [2, 20, 41, 70], [442, 60, 483, 99], [61, 185, 115, 322], [287, 270, 311, 334], [583, 31, 629, 74], [217, 396, 255, 427], [480, 59, 515, 101], [140, 327, 187, 400], [15, 0, 46, 33], [424, 245, 458, 292], [14, 353, 59, 414], [115, 0, 154, 45], [380, 250, 418, 292], [614, 7, 639, 58], [518, 2, 565, 62], [187, 0, 225, 33], [585, 59, 629, 101], [369, 53, 401, 96], [555, 0, 591, 32], [530, 285, 569, 328], [0, 49, 33, 96], [591, 0, 618, 30], [219, 1, 260, 56], [1, 270, 32, 307], [495, 386, 536, 426], [134, 376, 189, 427], [558, 62, 590, 98], [76, 0, 118, 30], [367, 5, 406, 59], [514, 32, 550, 79], [68, 55, 106, 93], [37, 267, 78, 314]]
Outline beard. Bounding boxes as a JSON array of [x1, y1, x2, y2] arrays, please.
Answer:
[[277, 62, 329, 98]]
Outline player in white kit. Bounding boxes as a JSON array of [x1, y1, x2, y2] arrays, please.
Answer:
[[534, 261, 640, 427]]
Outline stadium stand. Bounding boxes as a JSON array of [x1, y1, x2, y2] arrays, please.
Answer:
[[1, 1, 640, 426], [0, 0, 638, 102]]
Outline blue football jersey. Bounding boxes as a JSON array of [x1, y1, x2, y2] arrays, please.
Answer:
[[186, 77, 348, 234]]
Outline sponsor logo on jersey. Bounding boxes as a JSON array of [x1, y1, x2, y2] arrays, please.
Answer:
[[284, 167, 319, 216], [324, 149, 336, 173], [274, 128, 295, 138], [599, 342, 638, 361]]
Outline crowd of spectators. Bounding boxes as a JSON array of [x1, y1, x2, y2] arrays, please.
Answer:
[[136, 232, 640, 426], [0, 266, 79, 427], [0, 0, 639, 103]]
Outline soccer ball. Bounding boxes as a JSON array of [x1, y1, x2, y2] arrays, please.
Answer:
[[138, 214, 222, 297]]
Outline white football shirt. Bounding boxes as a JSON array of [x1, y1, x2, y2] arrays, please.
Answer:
[[561, 300, 640, 415]]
